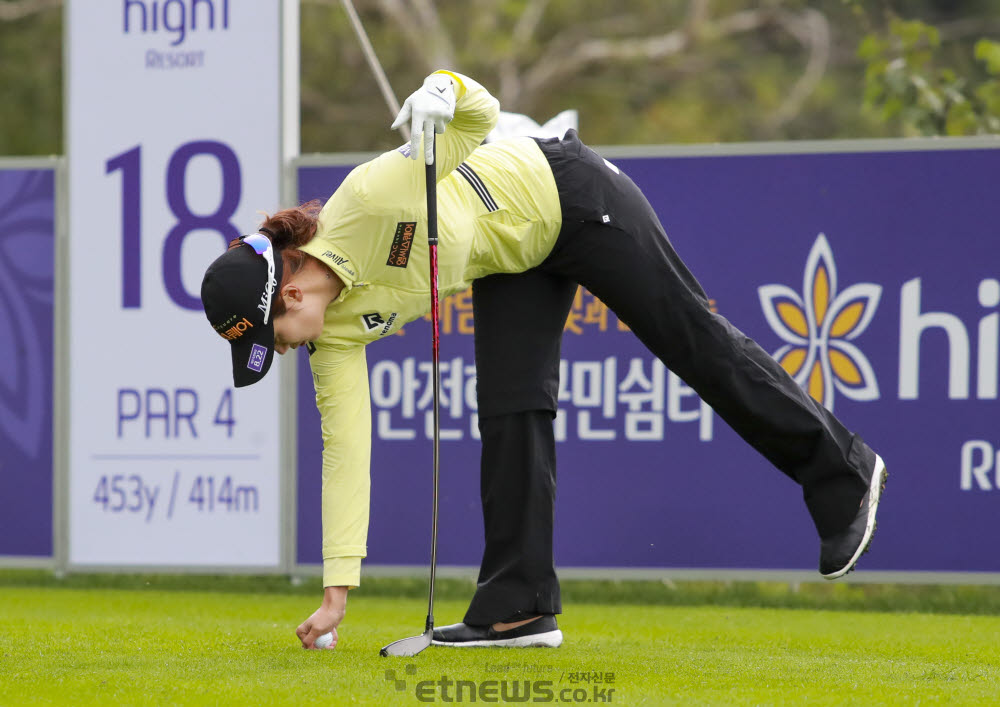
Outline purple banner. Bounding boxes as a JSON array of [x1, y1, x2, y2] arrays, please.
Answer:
[[297, 146, 1000, 574], [0, 168, 55, 558]]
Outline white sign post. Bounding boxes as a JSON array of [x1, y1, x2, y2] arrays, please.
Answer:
[[66, 1, 298, 568]]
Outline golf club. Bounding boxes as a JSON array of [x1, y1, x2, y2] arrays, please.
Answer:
[[340, 0, 409, 141], [380, 138, 441, 658], [338, 0, 434, 656]]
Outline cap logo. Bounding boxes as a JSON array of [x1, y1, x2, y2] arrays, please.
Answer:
[[219, 316, 254, 340], [247, 343, 268, 373], [243, 233, 276, 324], [257, 279, 275, 318]]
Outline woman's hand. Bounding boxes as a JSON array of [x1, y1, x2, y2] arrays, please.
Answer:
[[296, 586, 348, 649], [392, 73, 456, 165]]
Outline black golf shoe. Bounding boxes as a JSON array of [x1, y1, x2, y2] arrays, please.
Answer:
[[820, 454, 888, 579], [432, 615, 563, 648]]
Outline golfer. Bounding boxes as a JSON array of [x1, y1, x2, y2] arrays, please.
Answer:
[[201, 71, 887, 650]]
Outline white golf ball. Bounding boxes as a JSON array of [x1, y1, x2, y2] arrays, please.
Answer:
[[314, 632, 334, 649]]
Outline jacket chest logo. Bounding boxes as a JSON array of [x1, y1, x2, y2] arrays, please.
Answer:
[[386, 221, 416, 268]]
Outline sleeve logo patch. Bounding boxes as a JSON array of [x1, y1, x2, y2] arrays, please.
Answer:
[[362, 312, 398, 336], [386, 222, 416, 268], [362, 312, 386, 330]]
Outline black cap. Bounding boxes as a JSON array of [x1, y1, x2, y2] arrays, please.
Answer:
[[201, 234, 284, 387]]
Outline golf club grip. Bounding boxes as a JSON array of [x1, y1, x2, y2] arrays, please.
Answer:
[[426, 147, 440, 631]]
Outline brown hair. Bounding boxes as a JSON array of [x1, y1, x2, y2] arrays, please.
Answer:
[[259, 200, 323, 318]]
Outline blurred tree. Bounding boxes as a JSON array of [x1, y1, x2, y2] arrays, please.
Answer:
[[850, 0, 1000, 135], [0, 1, 62, 155], [301, 0, 883, 150], [2, 0, 999, 156]]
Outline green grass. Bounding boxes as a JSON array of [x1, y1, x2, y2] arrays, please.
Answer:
[[1, 573, 999, 705]]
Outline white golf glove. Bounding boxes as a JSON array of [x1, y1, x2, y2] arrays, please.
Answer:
[[391, 73, 457, 164]]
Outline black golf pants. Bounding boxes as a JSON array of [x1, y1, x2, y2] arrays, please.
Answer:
[[463, 130, 876, 625]]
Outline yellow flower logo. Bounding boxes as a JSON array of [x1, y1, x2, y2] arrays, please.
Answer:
[[758, 234, 881, 411]]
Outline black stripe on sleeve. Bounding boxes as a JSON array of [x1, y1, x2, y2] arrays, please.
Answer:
[[456, 163, 499, 212]]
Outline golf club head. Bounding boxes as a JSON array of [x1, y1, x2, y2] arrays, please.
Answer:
[[379, 629, 433, 657]]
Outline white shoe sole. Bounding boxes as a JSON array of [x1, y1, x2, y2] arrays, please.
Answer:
[[823, 455, 887, 580], [432, 629, 563, 648]]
